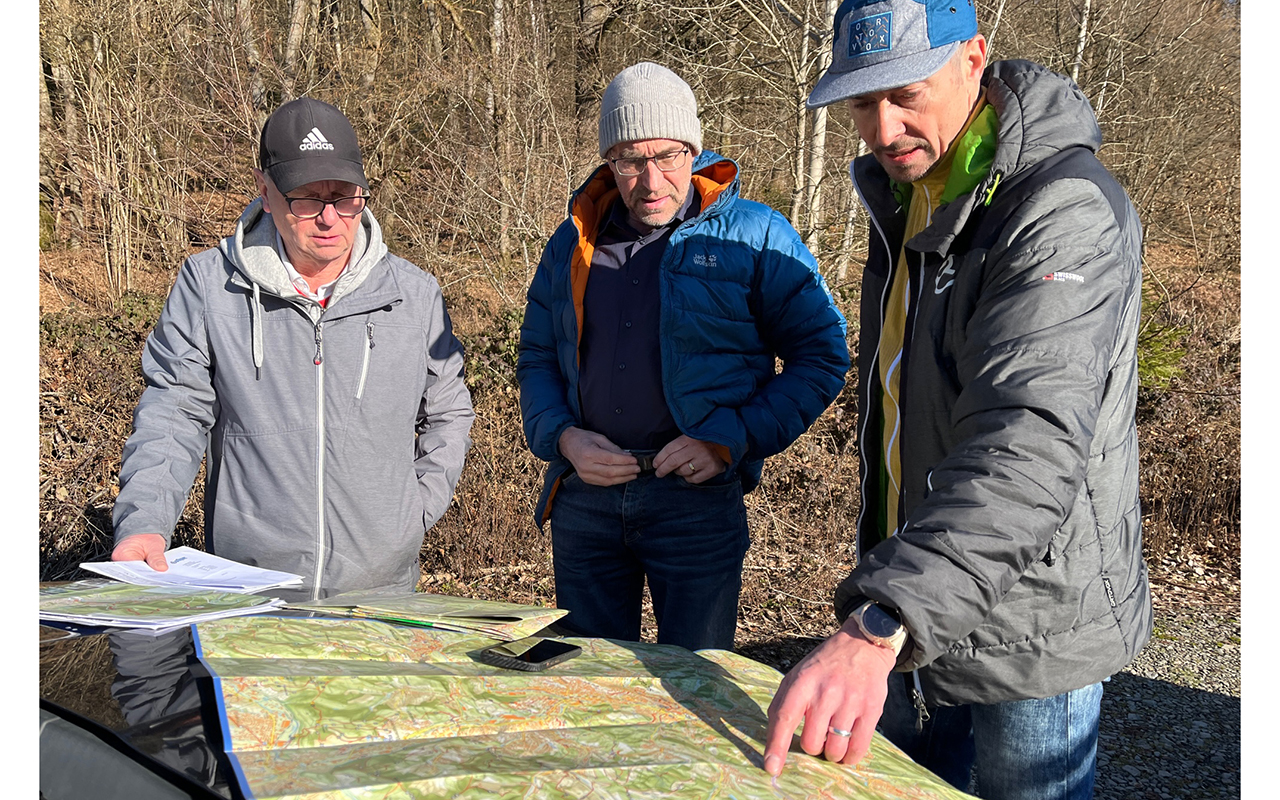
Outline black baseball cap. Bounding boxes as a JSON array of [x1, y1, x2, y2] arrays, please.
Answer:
[[258, 97, 369, 195]]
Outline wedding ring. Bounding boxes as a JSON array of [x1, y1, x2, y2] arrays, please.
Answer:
[[828, 726, 852, 737], [687, 461, 698, 474]]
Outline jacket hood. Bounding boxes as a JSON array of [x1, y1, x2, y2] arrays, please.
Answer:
[[217, 197, 391, 374], [220, 197, 390, 307], [983, 60, 1103, 179], [852, 60, 1105, 257]]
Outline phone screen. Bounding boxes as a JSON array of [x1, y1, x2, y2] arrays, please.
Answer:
[[509, 638, 580, 664]]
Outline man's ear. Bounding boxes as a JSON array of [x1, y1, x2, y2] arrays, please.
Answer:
[[252, 168, 272, 215], [962, 35, 987, 82]]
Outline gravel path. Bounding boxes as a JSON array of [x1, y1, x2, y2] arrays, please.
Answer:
[[1095, 575, 1241, 800]]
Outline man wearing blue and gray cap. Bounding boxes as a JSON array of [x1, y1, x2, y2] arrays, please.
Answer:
[[111, 97, 474, 599], [517, 63, 848, 652], [763, 2, 1151, 798]]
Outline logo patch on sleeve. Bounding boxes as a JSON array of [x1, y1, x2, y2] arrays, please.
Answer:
[[849, 13, 892, 57], [1042, 272, 1084, 284]]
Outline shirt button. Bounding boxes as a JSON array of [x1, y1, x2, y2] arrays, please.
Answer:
[[618, 364, 626, 370], [624, 321, 632, 328], [614, 408, 623, 414], [632, 279, 640, 285]]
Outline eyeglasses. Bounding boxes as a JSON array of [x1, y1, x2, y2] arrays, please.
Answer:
[[608, 148, 690, 177], [282, 194, 369, 219]]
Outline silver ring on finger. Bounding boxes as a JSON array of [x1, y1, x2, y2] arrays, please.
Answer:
[[828, 725, 852, 737], [687, 461, 697, 474]]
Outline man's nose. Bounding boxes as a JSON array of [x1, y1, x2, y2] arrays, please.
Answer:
[[316, 201, 341, 226], [638, 159, 665, 186], [873, 102, 907, 148]]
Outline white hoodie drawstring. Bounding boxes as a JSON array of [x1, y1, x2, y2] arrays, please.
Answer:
[[251, 282, 264, 378]]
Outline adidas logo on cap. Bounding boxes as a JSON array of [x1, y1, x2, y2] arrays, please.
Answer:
[[299, 127, 335, 152]]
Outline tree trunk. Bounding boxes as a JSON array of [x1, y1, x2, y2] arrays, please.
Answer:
[[1071, 0, 1092, 85], [490, 0, 511, 262], [234, 0, 267, 114], [359, 0, 381, 90], [424, 1, 444, 59], [41, 0, 85, 246], [575, 0, 619, 136], [803, 0, 839, 254], [283, 0, 315, 98], [324, 0, 343, 82], [788, 2, 812, 228]]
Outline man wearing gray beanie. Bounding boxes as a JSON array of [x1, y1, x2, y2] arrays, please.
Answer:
[[517, 62, 850, 651]]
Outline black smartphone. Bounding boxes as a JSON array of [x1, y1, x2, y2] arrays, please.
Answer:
[[475, 637, 583, 672]]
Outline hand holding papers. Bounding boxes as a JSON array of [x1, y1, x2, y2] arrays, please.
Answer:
[[42, 547, 301, 633], [81, 547, 303, 593]]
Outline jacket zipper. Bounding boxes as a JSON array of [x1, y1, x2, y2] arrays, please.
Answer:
[[311, 313, 327, 601], [356, 320, 375, 399], [850, 166, 895, 560], [910, 670, 931, 732]]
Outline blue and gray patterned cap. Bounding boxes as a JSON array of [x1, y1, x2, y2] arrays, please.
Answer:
[[807, 0, 977, 109]]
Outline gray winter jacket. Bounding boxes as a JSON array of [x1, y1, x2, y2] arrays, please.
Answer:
[[112, 199, 474, 598], [835, 60, 1152, 706]]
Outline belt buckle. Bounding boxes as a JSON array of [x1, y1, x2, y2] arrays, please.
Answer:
[[630, 452, 656, 473]]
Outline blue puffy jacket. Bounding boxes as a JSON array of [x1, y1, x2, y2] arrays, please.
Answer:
[[517, 150, 849, 525]]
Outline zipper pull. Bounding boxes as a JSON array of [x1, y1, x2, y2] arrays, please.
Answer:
[[367, 320, 375, 349], [911, 687, 931, 733], [313, 324, 323, 366]]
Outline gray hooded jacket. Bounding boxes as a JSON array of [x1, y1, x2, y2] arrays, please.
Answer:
[[112, 199, 474, 598], [836, 61, 1152, 706]]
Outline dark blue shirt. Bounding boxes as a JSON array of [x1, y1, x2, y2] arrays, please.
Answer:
[[579, 187, 698, 451]]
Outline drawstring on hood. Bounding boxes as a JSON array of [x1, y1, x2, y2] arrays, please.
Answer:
[[219, 197, 389, 378], [251, 282, 263, 378]]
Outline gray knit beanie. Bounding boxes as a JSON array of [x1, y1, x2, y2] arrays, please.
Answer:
[[598, 62, 703, 158]]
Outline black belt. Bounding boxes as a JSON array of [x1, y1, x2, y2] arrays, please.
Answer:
[[628, 449, 659, 473]]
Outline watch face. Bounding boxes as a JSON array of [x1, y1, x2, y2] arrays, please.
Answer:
[[862, 604, 902, 638]]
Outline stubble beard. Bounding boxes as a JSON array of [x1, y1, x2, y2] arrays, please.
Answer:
[[627, 190, 679, 230], [875, 139, 939, 184]]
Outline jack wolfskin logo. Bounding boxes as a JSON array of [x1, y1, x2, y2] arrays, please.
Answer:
[[299, 127, 334, 151], [849, 12, 892, 58], [934, 256, 956, 295], [692, 254, 719, 268], [1042, 271, 1084, 284]]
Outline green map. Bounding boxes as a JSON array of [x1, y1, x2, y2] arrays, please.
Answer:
[[39, 579, 282, 628], [289, 589, 569, 640], [194, 616, 976, 800]]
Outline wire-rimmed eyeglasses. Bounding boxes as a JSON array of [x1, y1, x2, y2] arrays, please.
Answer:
[[282, 194, 369, 219], [608, 148, 690, 177]]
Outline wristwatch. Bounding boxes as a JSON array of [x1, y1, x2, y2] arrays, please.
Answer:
[[852, 601, 909, 656]]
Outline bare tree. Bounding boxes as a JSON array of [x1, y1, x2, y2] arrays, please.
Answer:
[[803, 0, 839, 253], [283, 0, 318, 98], [1071, 0, 1092, 84]]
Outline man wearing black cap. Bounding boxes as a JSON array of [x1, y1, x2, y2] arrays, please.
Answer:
[[763, 2, 1151, 798], [110, 98, 474, 599]]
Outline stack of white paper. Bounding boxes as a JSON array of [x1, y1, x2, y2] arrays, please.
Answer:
[[80, 547, 303, 593], [40, 580, 286, 632]]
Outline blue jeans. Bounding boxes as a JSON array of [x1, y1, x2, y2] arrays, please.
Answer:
[[878, 673, 1104, 800], [549, 470, 750, 651]]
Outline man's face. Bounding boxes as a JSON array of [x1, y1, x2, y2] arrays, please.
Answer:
[[607, 138, 694, 231], [847, 36, 988, 183], [253, 170, 364, 275]]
